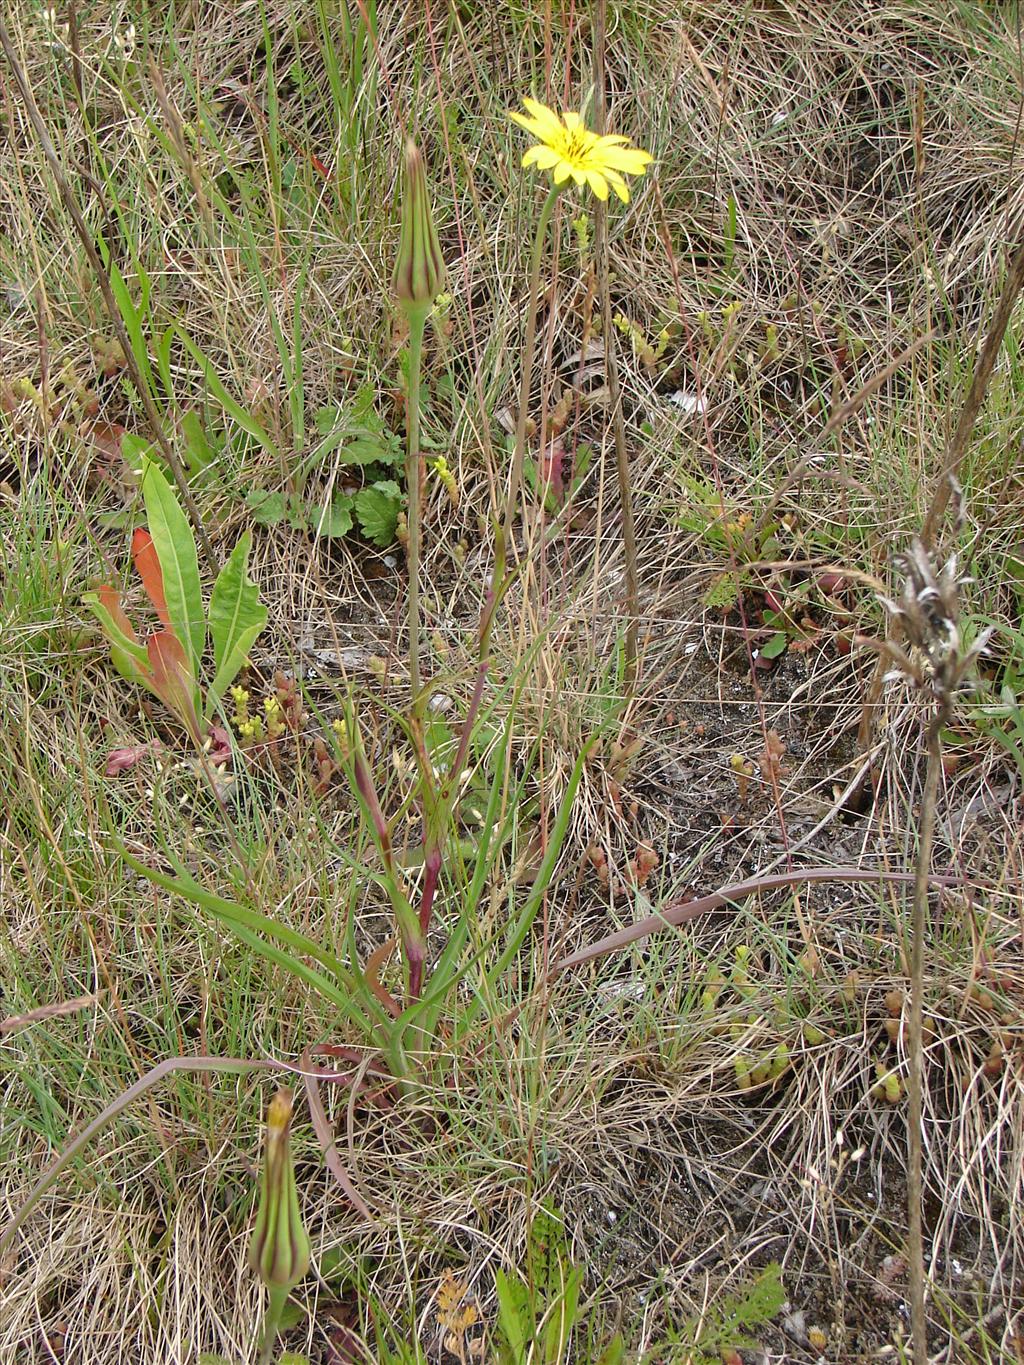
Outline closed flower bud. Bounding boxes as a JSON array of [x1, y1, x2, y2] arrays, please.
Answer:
[[392, 140, 445, 313], [248, 1088, 311, 1293]]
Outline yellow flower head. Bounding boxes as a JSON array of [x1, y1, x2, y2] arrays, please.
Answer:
[[509, 98, 652, 203]]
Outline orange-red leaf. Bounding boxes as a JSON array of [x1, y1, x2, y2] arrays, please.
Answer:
[[131, 528, 172, 627], [147, 631, 200, 741], [97, 583, 139, 643]]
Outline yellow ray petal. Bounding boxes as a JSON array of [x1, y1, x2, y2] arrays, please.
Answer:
[[596, 146, 653, 174], [552, 159, 573, 184], [522, 144, 562, 170], [562, 110, 582, 131], [508, 110, 554, 140], [586, 169, 609, 200], [521, 97, 566, 139], [606, 169, 630, 202]]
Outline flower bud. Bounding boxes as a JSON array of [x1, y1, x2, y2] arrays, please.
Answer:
[[392, 140, 445, 313], [248, 1088, 311, 1292]]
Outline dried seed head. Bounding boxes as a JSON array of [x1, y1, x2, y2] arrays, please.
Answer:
[[875, 538, 991, 711]]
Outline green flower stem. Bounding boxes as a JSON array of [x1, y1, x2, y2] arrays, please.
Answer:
[[405, 303, 428, 712], [499, 183, 561, 574], [259, 1284, 288, 1365]]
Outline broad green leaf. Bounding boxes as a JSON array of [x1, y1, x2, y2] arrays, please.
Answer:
[[355, 482, 400, 546], [140, 456, 205, 681], [338, 434, 392, 465], [206, 532, 267, 716], [760, 630, 789, 660], [314, 404, 345, 434], [120, 432, 158, 473], [494, 1270, 529, 1361], [350, 382, 384, 432], [181, 411, 218, 474], [312, 494, 354, 538], [245, 489, 287, 525]]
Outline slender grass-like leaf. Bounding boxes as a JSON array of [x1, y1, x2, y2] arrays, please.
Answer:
[[0, 1056, 279, 1262], [177, 331, 278, 460], [116, 845, 388, 1034]]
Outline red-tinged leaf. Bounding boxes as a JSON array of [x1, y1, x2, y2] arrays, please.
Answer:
[[206, 724, 232, 766], [104, 740, 163, 776], [282, 129, 331, 179], [81, 420, 138, 496], [308, 150, 331, 179], [322, 1300, 370, 1365], [131, 528, 172, 627], [84, 419, 126, 461], [97, 583, 139, 644], [147, 631, 201, 741]]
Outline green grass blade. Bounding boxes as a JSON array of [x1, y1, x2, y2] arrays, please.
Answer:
[[177, 331, 279, 461], [116, 844, 387, 1033]]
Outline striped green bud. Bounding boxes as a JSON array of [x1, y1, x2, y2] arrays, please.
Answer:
[[392, 140, 445, 313], [248, 1088, 311, 1292]]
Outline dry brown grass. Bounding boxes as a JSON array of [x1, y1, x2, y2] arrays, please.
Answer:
[[2, 1, 1024, 1361]]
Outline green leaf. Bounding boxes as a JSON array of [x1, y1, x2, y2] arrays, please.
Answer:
[[276, 1303, 307, 1333], [760, 631, 789, 660], [245, 490, 286, 526], [286, 494, 310, 531], [350, 382, 384, 432], [154, 325, 174, 398], [82, 590, 151, 683], [120, 432, 158, 473], [108, 259, 157, 401], [314, 404, 345, 435], [116, 845, 383, 1034], [703, 572, 742, 611], [140, 457, 205, 680], [594, 1336, 624, 1365], [355, 482, 400, 546], [181, 411, 218, 475], [206, 531, 267, 717], [312, 493, 354, 538], [495, 1270, 529, 1361], [338, 434, 392, 465]]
